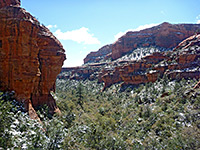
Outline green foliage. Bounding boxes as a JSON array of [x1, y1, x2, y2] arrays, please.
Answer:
[[0, 78, 200, 149], [0, 92, 15, 148], [55, 78, 200, 149], [0, 91, 68, 149], [76, 83, 84, 110]]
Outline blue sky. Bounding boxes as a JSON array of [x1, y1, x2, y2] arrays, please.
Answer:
[[22, 0, 200, 67]]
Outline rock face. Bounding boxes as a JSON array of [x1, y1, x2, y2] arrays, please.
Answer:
[[112, 22, 200, 60], [60, 34, 200, 90], [102, 34, 200, 89], [0, 0, 20, 8], [58, 66, 101, 81], [101, 53, 168, 88], [84, 44, 112, 64], [58, 62, 110, 82], [0, 0, 66, 115], [83, 22, 200, 65]]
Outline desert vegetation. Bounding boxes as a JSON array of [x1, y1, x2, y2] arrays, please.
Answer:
[[1, 77, 200, 149]]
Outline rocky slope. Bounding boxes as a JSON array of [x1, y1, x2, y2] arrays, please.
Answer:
[[0, 0, 66, 116], [102, 33, 200, 89], [112, 22, 200, 60], [83, 22, 200, 63], [84, 44, 112, 64], [60, 33, 200, 90]]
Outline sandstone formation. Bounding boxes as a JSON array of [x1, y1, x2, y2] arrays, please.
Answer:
[[84, 44, 112, 64], [83, 22, 200, 64], [112, 22, 200, 60], [60, 33, 200, 90], [58, 66, 100, 81], [0, 0, 66, 116], [0, 0, 20, 8], [101, 52, 168, 88], [102, 34, 200, 89], [58, 62, 110, 81]]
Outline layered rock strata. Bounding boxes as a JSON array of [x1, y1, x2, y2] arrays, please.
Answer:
[[83, 23, 200, 64], [0, 0, 66, 115], [60, 34, 200, 90], [58, 63, 108, 81], [84, 44, 112, 64], [102, 34, 200, 89], [112, 22, 200, 60]]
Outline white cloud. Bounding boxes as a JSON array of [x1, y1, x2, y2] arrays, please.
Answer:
[[54, 27, 101, 45], [47, 24, 57, 29], [114, 23, 159, 41], [114, 32, 125, 41], [196, 15, 200, 24]]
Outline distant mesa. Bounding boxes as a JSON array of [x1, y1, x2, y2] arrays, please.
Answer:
[[112, 22, 200, 60], [61, 23, 200, 90], [84, 44, 112, 64], [60, 33, 200, 90], [84, 22, 200, 64]]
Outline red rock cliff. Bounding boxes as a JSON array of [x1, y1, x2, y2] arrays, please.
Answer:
[[0, 0, 66, 115], [0, 0, 20, 8], [102, 34, 200, 89], [84, 44, 112, 64], [112, 22, 200, 60]]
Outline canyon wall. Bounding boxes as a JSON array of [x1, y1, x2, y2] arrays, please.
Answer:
[[102, 34, 200, 89], [0, 0, 66, 115], [84, 44, 112, 64], [112, 22, 200, 60], [60, 33, 200, 90], [83, 23, 200, 64]]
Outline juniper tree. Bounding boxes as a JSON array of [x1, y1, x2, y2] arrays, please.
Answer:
[[76, 83, 84, 110]]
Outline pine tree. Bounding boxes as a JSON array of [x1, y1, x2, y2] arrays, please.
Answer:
[[76, 83, 84, 110]]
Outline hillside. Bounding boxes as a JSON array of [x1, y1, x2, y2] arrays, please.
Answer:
[[1, 35, 200, 149], [49, 28, 200, 149], [84, 22, 200, 64], [59, 33, 200, 91], [0, 2, 200, 148], [1, 75, 199, 149], [61, 23, 200, 92], [84, 44, 112, 64], [112, 22, 200, 60]]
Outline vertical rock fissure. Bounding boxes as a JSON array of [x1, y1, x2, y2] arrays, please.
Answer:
[[0, 40, 2, 48], [31, 49, 42, 108]]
